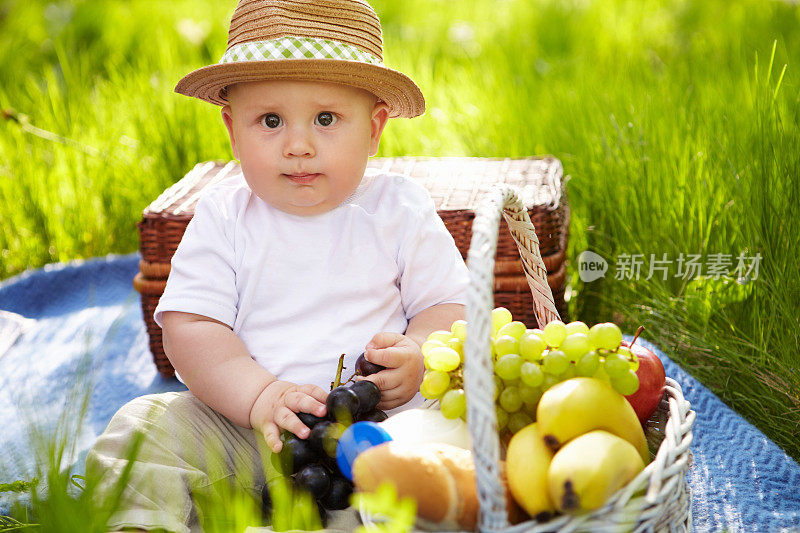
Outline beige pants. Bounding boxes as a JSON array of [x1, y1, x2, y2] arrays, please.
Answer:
[[85, 391, 359, 533]]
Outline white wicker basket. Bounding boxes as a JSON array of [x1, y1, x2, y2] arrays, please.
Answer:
[[362, 184, 696, 532]]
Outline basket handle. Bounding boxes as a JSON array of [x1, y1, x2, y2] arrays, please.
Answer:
[[464, 184, 561, 531]]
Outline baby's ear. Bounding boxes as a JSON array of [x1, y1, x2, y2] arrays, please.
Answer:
[[221, 105, 239, 160], [369, 101, 390, 156]]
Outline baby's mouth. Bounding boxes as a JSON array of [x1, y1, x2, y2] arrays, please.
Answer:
[[285, 172, 321, 184]]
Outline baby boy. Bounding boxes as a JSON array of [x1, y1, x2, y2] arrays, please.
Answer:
[[161, 77, 467, 453], [87, 0, 468, 530]]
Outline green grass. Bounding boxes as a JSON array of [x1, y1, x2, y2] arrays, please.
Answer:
[[0, 357, 325, 532], [0, 0, 798, 502]]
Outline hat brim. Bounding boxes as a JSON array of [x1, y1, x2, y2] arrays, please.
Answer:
[[174, 59, 425, 118]]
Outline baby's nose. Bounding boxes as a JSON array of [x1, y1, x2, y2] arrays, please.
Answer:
[[283, 126, 315, 158]]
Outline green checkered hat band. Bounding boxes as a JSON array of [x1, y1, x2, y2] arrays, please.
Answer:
[[220, 36, 383, 66]]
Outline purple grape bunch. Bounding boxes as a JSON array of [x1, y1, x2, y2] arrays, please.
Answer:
[[262, 372, 386, 522]]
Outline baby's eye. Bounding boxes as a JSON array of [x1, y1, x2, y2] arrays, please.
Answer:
[[315, 112, 337, 127], [261, 113, 282, 129]]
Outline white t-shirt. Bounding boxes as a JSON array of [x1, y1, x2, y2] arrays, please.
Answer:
[[154, 169, 469, 410]]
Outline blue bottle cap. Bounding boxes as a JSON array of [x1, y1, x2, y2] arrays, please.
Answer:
[[336, 421, 393, 481]]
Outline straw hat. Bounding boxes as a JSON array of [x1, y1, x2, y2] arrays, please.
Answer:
[[175, 0, 425, 118]]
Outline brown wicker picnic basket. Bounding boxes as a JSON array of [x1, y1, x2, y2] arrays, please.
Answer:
[[360, 184, 695, 532], [134, 157, 571, 378]]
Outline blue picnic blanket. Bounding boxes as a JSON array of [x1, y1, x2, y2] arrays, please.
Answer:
[[0, 253, 798, 531]]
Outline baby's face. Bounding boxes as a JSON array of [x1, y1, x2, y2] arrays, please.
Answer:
[[221, 80, 388, 216]]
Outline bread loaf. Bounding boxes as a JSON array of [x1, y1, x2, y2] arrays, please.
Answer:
[[352, 441, 478, 530]]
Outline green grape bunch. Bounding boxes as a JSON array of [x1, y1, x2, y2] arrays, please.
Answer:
[[418, 308, 641, 440]]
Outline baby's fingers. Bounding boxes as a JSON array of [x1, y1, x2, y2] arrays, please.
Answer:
[[261, 422, 283, 454], [297, 384, 329, 408], [362, 369, 402, 392], [274, 406, 313, 440], [287, 390, 327, 419], [365, 345, 410, 369]]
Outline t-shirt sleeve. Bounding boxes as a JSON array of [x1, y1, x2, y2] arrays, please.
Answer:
[[397, 188, 469, 319], [153, 193, 238, 328]]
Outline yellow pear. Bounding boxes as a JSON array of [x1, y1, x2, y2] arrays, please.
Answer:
[[537, 377, 650, 463], [505, 422, 556, 519], [548, 430, 645, 513]]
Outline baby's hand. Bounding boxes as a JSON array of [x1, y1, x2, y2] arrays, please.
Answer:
[[358, 332, 424, 410], [250, 380, 328, 453]]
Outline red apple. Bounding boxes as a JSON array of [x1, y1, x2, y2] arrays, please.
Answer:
[[621, 340, 666, 425]]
